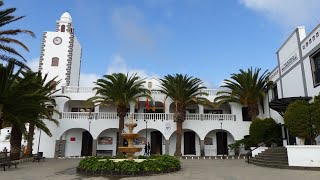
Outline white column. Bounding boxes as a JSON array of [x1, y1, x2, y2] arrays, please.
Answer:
[[129, 102, 135, 113], [199, 105, 204, 114]]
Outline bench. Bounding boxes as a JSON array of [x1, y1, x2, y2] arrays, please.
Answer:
[[33, 152, 45, 162], [0, 158, 18, 171]]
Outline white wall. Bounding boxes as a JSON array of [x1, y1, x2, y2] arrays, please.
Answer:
[[41, 31, 71, 88], [97, 129, 117, 156], [281, 65, 305, 98], [287, 145, 320, 167], [64, 129, 84, 157], [70, 36, 81, 86]]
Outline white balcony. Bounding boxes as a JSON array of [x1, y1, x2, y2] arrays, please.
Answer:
[[61, 86, 95, 94], [60, 112, 236, 121]]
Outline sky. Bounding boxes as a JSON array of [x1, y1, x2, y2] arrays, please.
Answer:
[[5, 0, 320, 87]]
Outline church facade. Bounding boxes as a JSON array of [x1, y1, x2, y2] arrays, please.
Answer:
[[32, 12, 253, 158], [21, 12, 320, 158]]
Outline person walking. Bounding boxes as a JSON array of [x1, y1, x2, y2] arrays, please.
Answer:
[[147, 142, 151, 155], [144, 143, 148, 156]]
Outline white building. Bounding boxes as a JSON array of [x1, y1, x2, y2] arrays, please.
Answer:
[[31, 12, 253, 158], [261, 25, 320, 145]]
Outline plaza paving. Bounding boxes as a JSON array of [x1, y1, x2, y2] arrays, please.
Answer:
[[0, 158, 320, 180]]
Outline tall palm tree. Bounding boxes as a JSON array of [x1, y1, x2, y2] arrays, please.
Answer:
[[0, 1, 35, 68], [2, 71, 60, 160], [88, 73, 150, 155], [0, 61, 22, 129], [159, 74, 211, 156], [21, 71, 63, 157], [214, 67, 271, 120]]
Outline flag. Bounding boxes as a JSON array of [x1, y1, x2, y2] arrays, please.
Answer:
[[152, 100, 156, 112], [146, 99, 150, 110]]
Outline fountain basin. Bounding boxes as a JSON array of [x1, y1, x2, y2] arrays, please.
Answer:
[[121, 133, 140, 139], [125, 123, 137, 127], [118, 147, 142, 153]]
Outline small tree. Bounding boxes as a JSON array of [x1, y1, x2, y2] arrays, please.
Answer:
[[249, 118, 279, 146], [284, 96, 320, 145]]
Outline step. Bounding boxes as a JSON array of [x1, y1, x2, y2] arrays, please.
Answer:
[[250, 161, 290, 169], [256, 154, 288, 158], [254, 156, 288, 162], [251, 158, 288, 165]]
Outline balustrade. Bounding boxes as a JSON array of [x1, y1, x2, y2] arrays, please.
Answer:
[[60, 112, 236, 121]]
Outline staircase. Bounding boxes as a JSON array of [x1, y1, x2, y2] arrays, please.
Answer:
[[250, 147, 289, 168]]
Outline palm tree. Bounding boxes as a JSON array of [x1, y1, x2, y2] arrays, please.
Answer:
[[0, 61, 22, 129], [2, 71, 60, 160], [214, 67, 271, 120], [159, 74, 211, 156], [0, 1, 35, 68], [21, 71, 62, 157], [88, 73, 150, 155]]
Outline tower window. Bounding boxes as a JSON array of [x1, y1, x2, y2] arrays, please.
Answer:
[[61, 25, 65, 32], [51, 57, 59, 66], [70, 28, 73, 33]]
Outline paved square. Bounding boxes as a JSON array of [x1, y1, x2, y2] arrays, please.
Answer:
[[0, 159, 320, 180]]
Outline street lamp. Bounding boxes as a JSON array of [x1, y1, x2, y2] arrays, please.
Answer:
[[218, 117, 224, 159], [88, 111, 93, 132]]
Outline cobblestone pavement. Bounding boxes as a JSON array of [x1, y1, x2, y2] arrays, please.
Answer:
[[0, 159, 320, 180]]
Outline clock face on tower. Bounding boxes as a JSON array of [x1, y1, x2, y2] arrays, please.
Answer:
[[53, 37, 62, 45]]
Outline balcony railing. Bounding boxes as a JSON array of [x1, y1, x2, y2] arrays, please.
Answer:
[[61, 86, 228, 96], [60, 112, 236, 121], [61, 86, 95, 94]]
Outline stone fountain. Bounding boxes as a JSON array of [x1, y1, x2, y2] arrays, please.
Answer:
[[118, 114, 142, 160]]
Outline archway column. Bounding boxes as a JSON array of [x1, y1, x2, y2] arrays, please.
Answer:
[[200, 139, 205, 156], [199, 105, 204, 114], [165, 139, 170, 155], [92, 139, 97, 156]]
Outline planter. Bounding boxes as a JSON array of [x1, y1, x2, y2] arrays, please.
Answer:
[[86, 169, 94, 175], [93, 170, 101, 175], [111, 171, 121, 175], [101, 170, 112, 175]]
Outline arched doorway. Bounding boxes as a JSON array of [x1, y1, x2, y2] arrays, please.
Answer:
[[58, 128, 93, 157], [151, 131, 163, 155], [137, 129, 164, 155], [81, 131, 93, 156], [216, 132, 227, 155], [184, 131, 196, 155], [204, 129, 235, 156]]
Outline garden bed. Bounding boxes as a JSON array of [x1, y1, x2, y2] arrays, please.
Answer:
[[77, 155, 181, 177]]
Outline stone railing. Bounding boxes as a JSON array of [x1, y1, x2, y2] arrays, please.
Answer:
[[60, 112, 236, 121], [61, 86, 95, 94]]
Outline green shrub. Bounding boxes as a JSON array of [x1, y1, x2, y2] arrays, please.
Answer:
[[249, 118, 279, 146], [78, 155, 180, 173]]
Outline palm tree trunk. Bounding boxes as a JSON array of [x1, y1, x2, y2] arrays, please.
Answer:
[[174, 119, 183, 156], [10, 125, 22, 160], [117, 107, 126, 155], [27, 123, 35, 157], [248, 103, 259, 120]]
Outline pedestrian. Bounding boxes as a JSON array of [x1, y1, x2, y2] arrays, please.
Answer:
[[2, 147, 7, 153], [147, 142, 151, 155], [144, 143, 148, 156]]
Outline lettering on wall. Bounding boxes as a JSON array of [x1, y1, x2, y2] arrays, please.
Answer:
[[281, 52, 298, 73]]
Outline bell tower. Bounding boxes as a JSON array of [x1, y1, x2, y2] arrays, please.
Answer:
[[39, 12, 82, 88]]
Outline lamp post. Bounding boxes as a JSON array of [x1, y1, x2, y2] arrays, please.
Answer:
[[88, 111, 93, 132], [219, 118, 224, 159]]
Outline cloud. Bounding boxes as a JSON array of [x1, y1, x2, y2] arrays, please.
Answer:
[[111, 6, 155, 53], [107, 54, 149, 78], [239, 0, 320, 28], [26, 58, 39, 72], [79, 73, 100, 87]]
